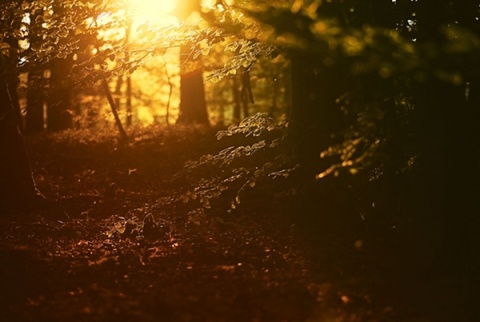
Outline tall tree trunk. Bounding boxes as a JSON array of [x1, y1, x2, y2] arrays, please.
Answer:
[[270, 72, 279, 116], [289, 52, 344, 171], [125, 22, 133, 127], [47, 1, 74, 131], [412, 0, 480, 273], [0, 49, 42, 210], [176, 44, 209, 125], [114, 75, 123, 113], [232, 76, 241, 122], [163, 60, 173, 126], [174, 0, 209, 126], [240, 71, 252, 119], [102, 80, 128, 142], [25, 68, 45, 133], [47, 58, 73, 131], [126, 74, 132, 126]]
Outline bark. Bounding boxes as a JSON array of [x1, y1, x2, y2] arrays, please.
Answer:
[[176, 44, 209, 126], [114, 75, 123, 112], [232, 76, 241, 122], [240, 71, 252, 119], [0, 49, 41, 210], [289, 52, 344, 170], [125, 22, 133, 127], [102, 80, 128, 142], [163, 61, 173, 126], [47, 58, 73, 131], [270, 73, 279, 116], [25, 68, 45, 133], [126, 74, 132, 127], [174, 1, 209, 126], [411, 1, 480, 265]]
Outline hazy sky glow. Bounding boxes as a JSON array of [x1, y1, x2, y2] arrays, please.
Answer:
[[130, 0, 177, 23]]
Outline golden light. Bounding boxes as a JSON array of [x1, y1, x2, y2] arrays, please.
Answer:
[[130, 0, 177, 23], [116, 0, 181, 127]]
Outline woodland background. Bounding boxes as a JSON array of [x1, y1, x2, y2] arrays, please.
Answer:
[[1, 0, 480, 321]]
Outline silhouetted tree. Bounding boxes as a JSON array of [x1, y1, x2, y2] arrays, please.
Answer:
[[25, 67, 45, 133], [235, 0, 480, 277], [0, 41, 43, 210], [47, 57, 73, 131], [174, 0, 210, 126], [0, 0, 131, 209]]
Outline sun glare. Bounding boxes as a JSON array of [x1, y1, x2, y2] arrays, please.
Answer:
[[131, 0, 177, 23]]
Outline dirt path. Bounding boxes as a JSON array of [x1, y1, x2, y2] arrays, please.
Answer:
[[0, 200, 388, 322], [2, 196, 475, 322]]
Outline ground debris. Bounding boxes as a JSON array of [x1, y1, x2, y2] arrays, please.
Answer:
[[0, 128, 474, 322]]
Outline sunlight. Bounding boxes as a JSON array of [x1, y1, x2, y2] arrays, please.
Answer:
[[130, 0, 177, 23]]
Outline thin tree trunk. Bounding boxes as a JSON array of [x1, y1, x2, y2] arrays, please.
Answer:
[[102, 80, 128, 142], [270, 73, 279, 116], [114, 75, 123, 111], [125, 22, 133, 127], [126, 74, 132, 126], [94, 37, 128, 141], [240, 70, 253, 118], [163, 59, 173, 126], [232, 76, 241, 122]]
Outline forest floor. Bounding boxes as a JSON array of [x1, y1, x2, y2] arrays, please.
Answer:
[[0, 125, 478, 322]]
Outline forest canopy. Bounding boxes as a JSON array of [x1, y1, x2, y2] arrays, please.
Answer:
[[2, 0, 480, 210]]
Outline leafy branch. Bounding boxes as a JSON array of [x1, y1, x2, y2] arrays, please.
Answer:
[[173, 113, 297, 213]]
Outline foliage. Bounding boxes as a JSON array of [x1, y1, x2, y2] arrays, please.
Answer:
[[173, 112, 297, 213], [1, 0, 292, 128], [5, 0, 480, 219], [1, 0, 124, 72], [228, 1, 480, 183], [164, 0, 480, 231]]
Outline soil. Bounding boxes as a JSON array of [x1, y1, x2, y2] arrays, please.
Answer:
[[0, 127, 478, 322]]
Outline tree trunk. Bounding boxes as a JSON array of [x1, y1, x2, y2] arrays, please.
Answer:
[[270, 73, 279, 116], [176, 44, 209, 125], [174, 1, 209, 126], [102, 80, 128, 142], [0, 49, 41, 210], [163, 61, 173, 126], [47, 58, 73, 131], [232, 76, 241, 122], [410, 0, 480, 274], [240, 71, 252, 119], [25, 68, 45, 133], [114, 75, 123, 113], [289, 52, 344, 170], [126, 74, 132, 126], [125, 22, 133, 127]]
